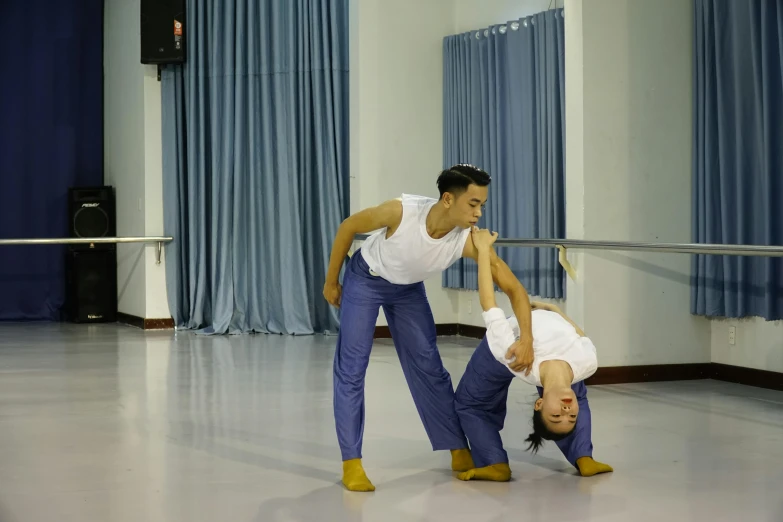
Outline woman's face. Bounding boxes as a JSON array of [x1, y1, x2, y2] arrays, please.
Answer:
[[535, 387, 579, 435]]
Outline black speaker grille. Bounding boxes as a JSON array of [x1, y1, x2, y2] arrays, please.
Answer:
[[68, 186, 115, 243], [73, 207, 109, 238]]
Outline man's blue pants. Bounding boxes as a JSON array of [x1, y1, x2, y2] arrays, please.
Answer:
[[333, 251, 468, 461]]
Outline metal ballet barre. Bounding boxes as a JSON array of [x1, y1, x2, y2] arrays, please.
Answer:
[[0, 236, 174, 264], [487, 238, 783, 257], [353, 234, 783, 281], [355, 234, 783, 257]]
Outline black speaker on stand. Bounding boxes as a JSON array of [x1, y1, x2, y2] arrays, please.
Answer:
[[140, 0, 186, 66], [65, 187, 117, 324]]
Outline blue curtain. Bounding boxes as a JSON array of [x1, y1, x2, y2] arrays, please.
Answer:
[[161, 0, 349, 335], [691, 0, 783, 320], [0, 0, 104, 321], [442, 10, 566, 298]]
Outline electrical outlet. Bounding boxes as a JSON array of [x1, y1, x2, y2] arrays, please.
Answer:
[[728, 326, 736, 345]]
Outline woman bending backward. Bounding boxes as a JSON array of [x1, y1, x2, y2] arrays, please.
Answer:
[[453, 227, 613, 481]]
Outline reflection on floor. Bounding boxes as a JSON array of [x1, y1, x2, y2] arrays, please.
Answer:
[[0, 323, 780, 521]]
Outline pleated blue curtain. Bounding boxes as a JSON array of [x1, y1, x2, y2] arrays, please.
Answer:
[[691, 0, 783, 320], [442, 9, 566, 298], [161, 0, 349, 334]]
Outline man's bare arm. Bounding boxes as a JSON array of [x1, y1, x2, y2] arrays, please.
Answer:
[[532, 301, 585, 337], [323, 199, 402, 307]]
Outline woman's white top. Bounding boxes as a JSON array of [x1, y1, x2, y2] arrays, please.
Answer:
[[482, 307, 598, 386], [360, 194, 470, 285]]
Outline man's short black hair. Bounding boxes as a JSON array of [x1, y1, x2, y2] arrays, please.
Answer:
[[436, 164, 491, 199], [524, 408, 574, 453]]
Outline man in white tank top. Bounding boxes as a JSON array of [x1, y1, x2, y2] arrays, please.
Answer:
[[322, 165, 535, 492]]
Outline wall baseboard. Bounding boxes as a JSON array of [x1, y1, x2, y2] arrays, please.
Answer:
[[586, 363, 711, 385], [117, 313, 174, 330], [107, 320, 781, 390], [374, 324, 783, 392], [709, 363, 783, 392], [374, 323, 483, 339]]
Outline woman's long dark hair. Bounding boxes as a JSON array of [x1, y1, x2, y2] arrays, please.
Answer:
[[525, 408, 574, 453]]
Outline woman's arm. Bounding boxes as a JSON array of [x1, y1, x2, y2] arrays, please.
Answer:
[[472, 228, 499, 312]]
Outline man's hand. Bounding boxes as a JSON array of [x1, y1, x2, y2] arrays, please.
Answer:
[[323, 281, 342, 308], [505, 336, 534, 375], [531, 301, 560, 313], [534, 300, 585, 337]]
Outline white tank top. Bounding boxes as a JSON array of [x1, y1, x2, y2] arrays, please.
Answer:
[[481, 307, 598, 386], [359, 194, 471, 285]]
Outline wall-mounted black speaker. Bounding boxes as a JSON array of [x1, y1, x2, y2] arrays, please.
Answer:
[[66, 186, 117, 323], [140, 0, 186, 64]]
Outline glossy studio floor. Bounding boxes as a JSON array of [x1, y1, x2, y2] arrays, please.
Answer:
[[0, 322, 781, 522]]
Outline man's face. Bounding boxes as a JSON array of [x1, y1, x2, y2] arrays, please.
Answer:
[[445, 184, 489, 229]]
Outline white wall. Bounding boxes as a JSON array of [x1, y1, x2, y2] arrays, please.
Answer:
[[563, 0, 711, 366], [349, 0, 461, 325], [454, 0, 563, 33], [563, 0, 586, 334], [711, 319, 783, 373], [104, 0, 169, 320], [141, 70, 170, 319]]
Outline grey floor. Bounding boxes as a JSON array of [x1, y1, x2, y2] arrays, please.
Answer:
[[0, 324, 781, 522]]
